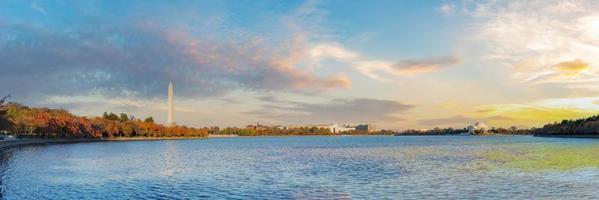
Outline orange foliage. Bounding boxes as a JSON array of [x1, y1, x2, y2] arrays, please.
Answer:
[[3, 103, 208, 139]]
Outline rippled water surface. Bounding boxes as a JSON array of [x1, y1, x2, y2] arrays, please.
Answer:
[[1, 135, 599, 199]]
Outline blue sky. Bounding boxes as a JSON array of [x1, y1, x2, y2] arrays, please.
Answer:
[[1, 0, 599, 129]]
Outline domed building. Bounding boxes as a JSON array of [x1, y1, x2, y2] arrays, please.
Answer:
[[467, 121, 491, 135]]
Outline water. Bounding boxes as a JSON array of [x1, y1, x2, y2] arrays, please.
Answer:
[[0, 135, 598, 199]]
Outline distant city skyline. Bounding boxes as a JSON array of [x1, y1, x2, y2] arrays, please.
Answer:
[[1, 0, 598, 130]]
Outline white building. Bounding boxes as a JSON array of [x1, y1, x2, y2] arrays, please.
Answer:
[[282, 124, 355, 133], [328, 124, 355, 133], [468, 121, 490, 135]]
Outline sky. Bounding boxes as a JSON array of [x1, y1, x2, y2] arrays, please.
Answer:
[[1, 0, 599, 130]]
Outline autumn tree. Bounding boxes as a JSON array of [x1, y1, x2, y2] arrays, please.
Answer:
[[2, 103, 209, 139]]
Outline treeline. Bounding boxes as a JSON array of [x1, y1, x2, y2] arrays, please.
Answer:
[[396, 127, 466, 135], [0, 103, 208, 138], [532, 115, 599, 135], [489, 126, 531, 135], [214, 126, 394, 136], [396, 126, 531, 135], [223, 127, 333, 136]]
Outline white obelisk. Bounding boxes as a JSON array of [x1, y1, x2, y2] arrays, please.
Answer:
[[167, 81, 174, 127]]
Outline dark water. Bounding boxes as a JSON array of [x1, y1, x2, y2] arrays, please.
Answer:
[[1, 135, 598, 199]]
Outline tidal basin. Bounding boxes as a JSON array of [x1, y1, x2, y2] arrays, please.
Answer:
[[1, 136, 598, 199]]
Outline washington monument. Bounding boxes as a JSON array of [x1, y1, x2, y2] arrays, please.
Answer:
[[167, 81, 174, 127]]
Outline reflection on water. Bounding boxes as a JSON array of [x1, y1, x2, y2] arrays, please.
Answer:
[[481, 144, 599, 171], [0, 136, 598, 199]]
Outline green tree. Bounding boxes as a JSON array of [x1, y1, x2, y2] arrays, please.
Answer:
[[104, 112, 119, 121], [119, 113, 129, 122], [144, 116, 154, 123]]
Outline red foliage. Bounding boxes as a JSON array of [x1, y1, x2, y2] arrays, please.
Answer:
[[4, 103, 208, 138]]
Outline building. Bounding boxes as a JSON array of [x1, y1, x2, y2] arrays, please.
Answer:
[[246, 123, 269, 131], [328, 124, 355, 133], [355, 124, 376, 132], [284, 124, 330, 130], [208, 126, 220, 134], [468, 121, 490, 135], [282, 124, 355, 133], [167, 81, 175, 127]]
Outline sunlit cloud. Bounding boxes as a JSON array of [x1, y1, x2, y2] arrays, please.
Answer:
[[391, 56, 460, 76], [459, 0, 599, 87], [437, 100, 461, 110], [309, 43, 359, 61], [476, 108, 495, 114], [0, 3, 351, 100], [2, 0, 597, 130], [417, 115, 473, 127], [553, 59, 590, 77], [301, 42, 460, 81], [475, 96, 599, 127], [477, 106, 594, 128], [247, 97, 414, 124]]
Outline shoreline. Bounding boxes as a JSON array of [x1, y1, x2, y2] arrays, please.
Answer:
[[208, 134, 239, 138], [0, 137, 208, 152], [393, 134, 532, 136], [226, 134, 392, 137], [0, 138, 101, 151]]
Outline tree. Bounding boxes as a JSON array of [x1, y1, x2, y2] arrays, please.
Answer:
[[0, 103, 209, 139], [144, 116, 154, 123], [105, 112, 119, 121], [119, 113, 129, 122]]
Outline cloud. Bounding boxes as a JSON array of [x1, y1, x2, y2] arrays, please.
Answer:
[[0, 18, 350, 100], [417, 115, 474, 127], [484, 115, 514, 121], [30, 3, 47, 15], [246, 97, 414, 124], [391, 56, 461, 76], [1, 0, 462, 103], [458, 0, 599, 87], [302, 43, 461, 81], [473, 96, 599, 127], [437, 3, 457, 14], [553, 59, 590, 77], [417, 114, 519, 128], [309, 43, 359, 61], [415, 114, 531, 129], [437, 100, 461, 110], [521, 59, 594, 83], [476, 108, 495, 113], [40, 95, 162, 113], [482, 106, 594, 127]]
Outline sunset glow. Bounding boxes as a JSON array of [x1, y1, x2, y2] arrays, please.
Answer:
[[1, 0, 598, 130]]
